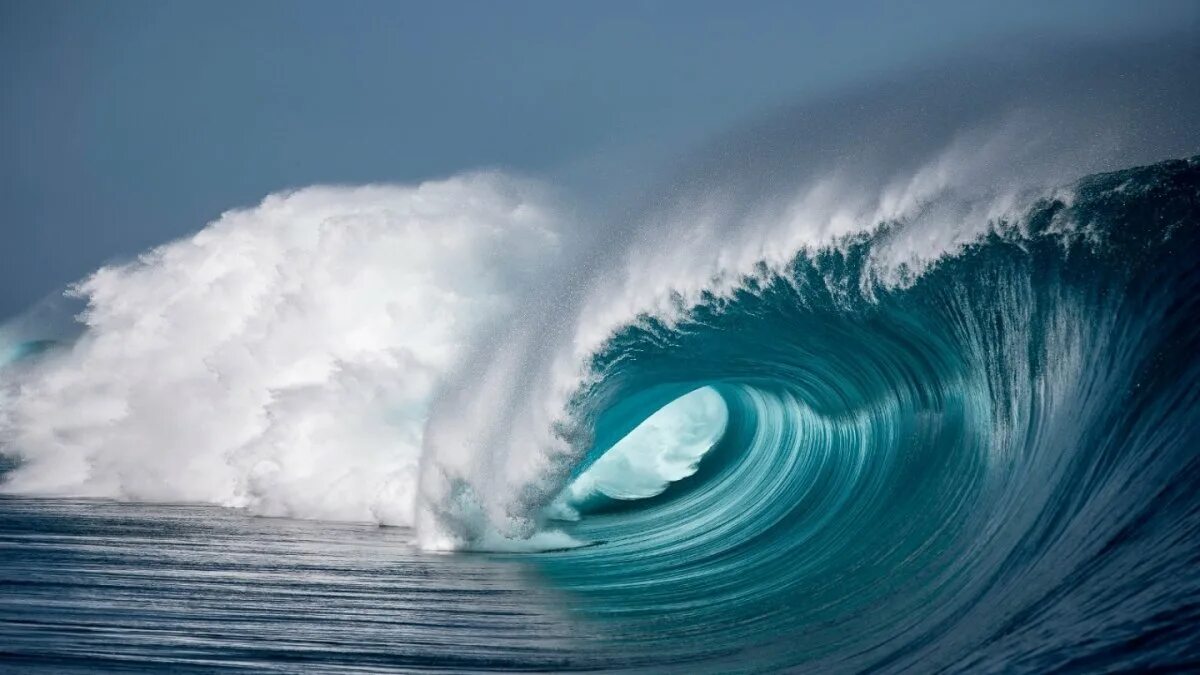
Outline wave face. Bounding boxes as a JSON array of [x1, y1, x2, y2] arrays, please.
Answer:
[[521, 157, 1200, 671]]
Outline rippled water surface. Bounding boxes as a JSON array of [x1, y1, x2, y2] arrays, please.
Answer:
[[0, 496, 601, 673]]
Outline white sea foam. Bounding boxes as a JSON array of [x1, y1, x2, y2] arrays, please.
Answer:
[[0, 173, 559, 528]]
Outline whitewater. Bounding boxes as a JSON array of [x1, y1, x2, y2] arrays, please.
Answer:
[[2, 40, 1199, 672]]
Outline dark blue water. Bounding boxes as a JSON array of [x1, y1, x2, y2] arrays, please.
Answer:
[[0, 496, 598, 673]]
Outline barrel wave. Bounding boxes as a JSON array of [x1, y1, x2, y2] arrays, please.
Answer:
[[522, 157, 1200, 671]]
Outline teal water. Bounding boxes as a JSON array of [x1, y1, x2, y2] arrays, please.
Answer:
[[526, 157, 1200, 671]]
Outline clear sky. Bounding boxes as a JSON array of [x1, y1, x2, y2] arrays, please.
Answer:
[[2, 0, 1197, 317]]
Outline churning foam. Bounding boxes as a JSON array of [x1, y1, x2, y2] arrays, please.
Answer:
[[0, 173, 559, 528]]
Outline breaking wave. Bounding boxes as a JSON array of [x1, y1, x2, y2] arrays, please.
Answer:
[[2, 38, 1199, 672]]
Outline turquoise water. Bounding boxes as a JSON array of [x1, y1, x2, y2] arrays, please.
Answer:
[[527, 157, 1200, 671]]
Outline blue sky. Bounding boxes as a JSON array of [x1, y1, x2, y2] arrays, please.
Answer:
[[2, 0, 1197, 316]]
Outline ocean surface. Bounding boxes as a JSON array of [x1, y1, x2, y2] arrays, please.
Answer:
[[0, 496, 596, 673]]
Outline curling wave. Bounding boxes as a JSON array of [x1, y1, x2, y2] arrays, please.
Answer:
[[521, 157, 1200, 671]]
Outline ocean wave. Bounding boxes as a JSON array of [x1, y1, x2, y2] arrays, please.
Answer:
[[2, 40, 1199, 672], [525, 156, 1200, 670]]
